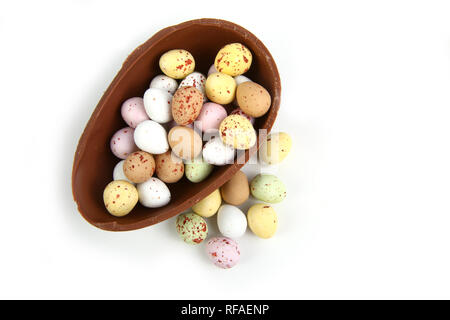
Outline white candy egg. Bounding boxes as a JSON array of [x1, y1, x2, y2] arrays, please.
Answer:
[[113, 160, 135, 185], [143, 88, 173, 123], [202, 137, 235, 166], [234, 75, 251, 86], [134, 120, 169, 154], [149, 75, 178, 95], [137, 177, 171, 208], [179, 72, 207, 100], [217, 204, 247, 238]]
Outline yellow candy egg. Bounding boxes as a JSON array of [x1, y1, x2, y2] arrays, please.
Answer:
[[259, 132, 292, 165], [103, 180, 138, 217], [159, 49, 195, 79], [214, 43, 252, 76], [247, 203, 278, 239], [205, 72, 236, 104], [192, 189, 222, 218], [219, 115, 257, 150]]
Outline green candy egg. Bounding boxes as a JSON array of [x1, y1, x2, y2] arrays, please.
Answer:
[[176, 212, 208, 244], [250, 174, 287, 203], [185, 160, 213, 183]]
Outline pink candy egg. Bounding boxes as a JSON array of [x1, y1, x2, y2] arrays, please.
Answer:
[[230, 108, 255, 125], [206, 237, 240, 269], [121, 97, 149, 128], [207, 64, 218, 76], [195, 102, 227, 132], [110, 127, 139, 159]]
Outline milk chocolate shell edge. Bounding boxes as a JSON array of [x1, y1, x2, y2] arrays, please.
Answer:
[[72, 18, 281, 231]]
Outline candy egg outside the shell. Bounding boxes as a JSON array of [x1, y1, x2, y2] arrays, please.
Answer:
[[149, 74, 178, 95], [259, 132, 292, 165], [137, 177, 171, 208], [192, 189, 222, 218], [120, 97, 149, 128], [159, 49, 195, 79], [217, 204, 247, 238], [134, 120, 169, 155], [250, 174, 287, 203], [176, 212, 208, 244], [110, 127, 138, 159], [247, 203, 278, 239], [205, 237, 240, 269], [143, 88, 173, 124], [220, 170, 249, 206]]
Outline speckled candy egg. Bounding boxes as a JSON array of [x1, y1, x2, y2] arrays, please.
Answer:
[[236, 82, 271, 118], [205, 72, 236, 104], [110, 127, 138, 159], [121, 97, 149, 128], [247, 203, 278, 239], [134, 120, 169, 154], [217, 205, 247, 238], [159, 49, 195, 79], [113, 160, 135, 185], [219, 115, 257, 150], [259, 132, 292, 165], [192, 189, 221, 218], [168, 126, 203, 161], [185, 159, 214, 183], [143, 88, 173, 124], [123, 151, 155, 183], [195, 102, 227, 133], [176, 213, 208, 245], [202, 137, 235, 166], [205, 237, 240, 269], [137, 177, 171, 208], [155, 151, 184, 183], [103, 180, 138, 217], [230, 108, 255, 125], [171, 86, 204, 125], [179, 72, 207, 100], [214, 43, 252, 76], [149, 74, 178, 95], [220, 170, 249, 205], [250, 174, 287, 203]]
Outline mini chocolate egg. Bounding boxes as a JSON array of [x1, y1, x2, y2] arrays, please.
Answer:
[[234, 75, 251, 86], [217, 205, 247, 239], [230, 108, 255, 125], [214, 43, 252, 76], [205, 72, 236, 104], [159, 49, 195, 79], [134, 120, 169, 154], [168, 126, 202, 160], [250, 174, 287, 203], [236, 82, 271, 117], [171, 86, 204, 125], [195, 102, 228, 133], [155, 151, 184, 183], [176, 212, 208, 245], [110, 127, 138, 159], [149, 74, 178, 95], [207, 64, 218, 76], [247, 203, 278, 239], [143, 88, 173, 123], [205, 237, 240, 269], [178, 72, 207, 100], [185, 159, 214, 183], [219, 115, 257, 150], [103, 180, 138, 217], [192, 189, 221, 218], [121, 97, 149, 128], [113, 160, 135, 185], [123, 151, 155, 183], [202, 137, 235, 166], [259, 132, 292, 165], [220, 170, 249, 205], [137, 177, 171, 208]]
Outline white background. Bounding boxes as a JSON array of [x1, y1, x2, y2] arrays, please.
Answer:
[[1, 0, 450, 299]]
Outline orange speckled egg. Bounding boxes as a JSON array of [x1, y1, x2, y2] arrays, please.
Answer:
[[168, 126, 203, 160], [123, 151, 155, 183], [236, 82, 271, 118], [155, 151, 185, 183], [171, 86, 204, 125]]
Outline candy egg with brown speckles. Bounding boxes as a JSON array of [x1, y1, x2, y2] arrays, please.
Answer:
[[123, 151, 155, 183], [236, 81, 271, 117], [155, 151, 184, 183], [171, 86, 204, 125], [219, 114, 256, 150]]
